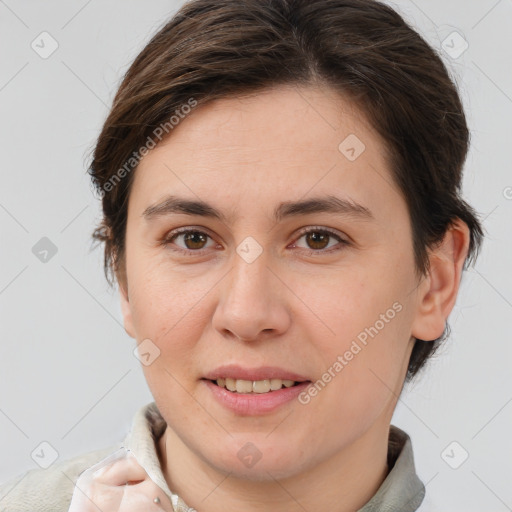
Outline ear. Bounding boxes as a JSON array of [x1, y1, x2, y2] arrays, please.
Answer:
[[411, 218, 471, 341], [119, 280, 136, 339]]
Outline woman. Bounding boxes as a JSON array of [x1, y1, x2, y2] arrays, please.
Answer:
[[0, 0, 483, 510]]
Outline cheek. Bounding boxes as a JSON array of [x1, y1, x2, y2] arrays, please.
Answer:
[[306, 266, 411, 408], [128, 257, 214, 339], [305, 267, 389, 349], [126, 268, 209, 396]]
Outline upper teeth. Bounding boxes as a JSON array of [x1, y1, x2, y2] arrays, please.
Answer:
[[216, 378, 296, 393]]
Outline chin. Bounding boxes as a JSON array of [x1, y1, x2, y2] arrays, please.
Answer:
[[204, 439, 311, 482]]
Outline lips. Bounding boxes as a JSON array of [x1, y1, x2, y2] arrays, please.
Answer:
[[203, 364, 310, 383], [201, 365, 311, 409], [203, 378, 311, 415]]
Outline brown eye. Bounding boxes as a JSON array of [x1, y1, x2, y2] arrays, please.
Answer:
[[181, 231, 208, 250], [304, 231, 330, 250], [293, 227, 349, 254], [164, 229, 216, 252]]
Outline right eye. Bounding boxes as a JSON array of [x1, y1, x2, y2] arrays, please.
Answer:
[[162, 228, 219, 254]]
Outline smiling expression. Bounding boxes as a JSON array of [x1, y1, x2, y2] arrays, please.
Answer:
[[119, 83, 428, 479]]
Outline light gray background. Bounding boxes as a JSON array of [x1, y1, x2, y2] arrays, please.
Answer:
[[0, 0, 511, 509]]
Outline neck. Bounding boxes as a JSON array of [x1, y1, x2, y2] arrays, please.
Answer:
[[157, 420, 390, 512]]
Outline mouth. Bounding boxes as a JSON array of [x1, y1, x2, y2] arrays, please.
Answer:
[[208, 377, 306, 394], [201, 365, 311, 414]]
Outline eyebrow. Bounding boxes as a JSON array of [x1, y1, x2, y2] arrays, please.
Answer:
[[142, 194, 374, 223]]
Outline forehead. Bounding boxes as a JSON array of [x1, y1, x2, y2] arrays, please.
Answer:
[[152, 84, 379, 156], [131, 84, 401, 222]]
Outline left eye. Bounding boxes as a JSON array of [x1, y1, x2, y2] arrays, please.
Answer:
[[292, 228, 348, 253]]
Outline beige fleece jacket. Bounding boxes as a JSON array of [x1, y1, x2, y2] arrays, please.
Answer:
[[0, 402, 427, 512]]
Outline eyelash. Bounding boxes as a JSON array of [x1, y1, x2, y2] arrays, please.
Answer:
[[161, 226, 350, 256]]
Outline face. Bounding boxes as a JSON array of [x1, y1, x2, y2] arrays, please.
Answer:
[[119, 84, 432, 480]]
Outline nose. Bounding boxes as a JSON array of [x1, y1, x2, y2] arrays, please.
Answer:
[[211, 249, 292, 343]]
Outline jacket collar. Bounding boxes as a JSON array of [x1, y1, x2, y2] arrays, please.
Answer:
[[123, 402, 425, 512]]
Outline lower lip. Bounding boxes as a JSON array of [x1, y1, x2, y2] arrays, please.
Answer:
[[203, 379, 310, 415]]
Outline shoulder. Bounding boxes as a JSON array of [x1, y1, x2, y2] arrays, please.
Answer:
[[416, 490, 438, 512], [0, 443, 122, 512]]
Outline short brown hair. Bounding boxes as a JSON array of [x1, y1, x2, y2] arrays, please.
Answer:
[[88, 0, 484, 381]]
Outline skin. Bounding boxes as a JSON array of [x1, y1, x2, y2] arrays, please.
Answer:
[[118, 83, 470, 512]]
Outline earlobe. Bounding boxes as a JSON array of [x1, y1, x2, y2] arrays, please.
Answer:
[[411, 219, 470, 341], [119, 281, 136, 339]]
